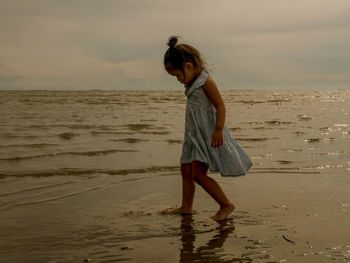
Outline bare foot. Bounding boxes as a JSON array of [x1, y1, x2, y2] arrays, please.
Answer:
[[161, 206, 193, 215], [211, 203, 235, 221]]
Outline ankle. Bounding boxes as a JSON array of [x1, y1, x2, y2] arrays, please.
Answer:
[[181, 206, 193, 213], [221, 202, 235, 209]]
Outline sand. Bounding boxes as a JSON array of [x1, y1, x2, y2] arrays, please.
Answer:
[[1, 170, 350, 262]]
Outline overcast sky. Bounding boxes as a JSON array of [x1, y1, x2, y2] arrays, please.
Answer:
[[1, 0, 349, 90]]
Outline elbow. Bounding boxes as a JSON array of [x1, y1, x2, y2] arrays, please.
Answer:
[[217, 104, 226, 113]]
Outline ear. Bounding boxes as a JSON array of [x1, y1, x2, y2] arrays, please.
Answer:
[[184, 62, 193, 71]]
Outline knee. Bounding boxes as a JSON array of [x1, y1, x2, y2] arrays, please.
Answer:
[[193, 173, 207, 185], [193, 176, 201, 185], [192, 161, 208, 171], [191, 161, 209, 184]]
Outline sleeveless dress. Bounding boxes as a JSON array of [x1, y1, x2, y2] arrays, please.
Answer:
[[180, 68, 253, 176]]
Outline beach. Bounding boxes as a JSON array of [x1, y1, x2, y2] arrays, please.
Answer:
[[0, 90, 349, 262]]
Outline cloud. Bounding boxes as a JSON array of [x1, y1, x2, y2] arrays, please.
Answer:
[[114, 60, 163, 80], [0, 0, 349, 90]]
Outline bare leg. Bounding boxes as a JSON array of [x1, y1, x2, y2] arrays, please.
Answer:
[[192, 161, 235, 221], [162, 163, 195, 214], [181, 163, 195, 213]]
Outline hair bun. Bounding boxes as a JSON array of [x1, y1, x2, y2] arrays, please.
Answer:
[[167, 36, 179, 48]]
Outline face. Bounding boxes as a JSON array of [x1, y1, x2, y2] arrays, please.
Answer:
[[166, 63, 196, 86]]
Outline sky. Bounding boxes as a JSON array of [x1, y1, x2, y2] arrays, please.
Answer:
[[0, 0, 350, 90]]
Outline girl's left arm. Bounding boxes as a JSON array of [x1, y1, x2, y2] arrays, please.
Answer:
[[202, 76, 226, 148]]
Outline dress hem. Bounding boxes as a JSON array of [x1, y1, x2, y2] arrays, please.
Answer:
[[179, 160, 253, 177]]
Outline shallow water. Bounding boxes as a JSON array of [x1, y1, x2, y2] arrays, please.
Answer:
[[0, 90, 349, 262]]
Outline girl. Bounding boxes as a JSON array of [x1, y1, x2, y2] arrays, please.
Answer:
[[162, 36, 252, 221]]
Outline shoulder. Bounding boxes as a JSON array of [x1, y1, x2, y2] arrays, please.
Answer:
[[201, 73, 224, 107], [201, 74, 219, 94]]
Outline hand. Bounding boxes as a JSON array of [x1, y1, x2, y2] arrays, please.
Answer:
[[211, 128, 223, 148]]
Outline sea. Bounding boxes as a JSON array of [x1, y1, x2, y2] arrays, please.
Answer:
[[0, 90, 349, 262], [1, 90, 349, 178]]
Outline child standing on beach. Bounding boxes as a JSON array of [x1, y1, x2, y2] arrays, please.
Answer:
[[162, 36, 252, 221]]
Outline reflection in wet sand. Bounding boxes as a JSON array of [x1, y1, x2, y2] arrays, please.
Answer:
[[179, 216, 246, 263]]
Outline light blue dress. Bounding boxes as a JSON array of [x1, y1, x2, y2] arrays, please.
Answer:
[[180, 68, 253, 176]]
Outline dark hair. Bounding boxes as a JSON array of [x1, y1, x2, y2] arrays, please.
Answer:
[[164, 36, 204, 72]]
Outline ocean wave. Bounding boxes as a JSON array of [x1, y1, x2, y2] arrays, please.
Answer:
[[139, 131, 171, 135], [122, 124, 155, 131], [166, 139, 184, 144], [91, 131, 133, 135], [58, 132, 80, 140], [0, 165, 322, 177], [297, 114, 313, 121], [110, 138, 149, 143], [228, 127, 241, 131], [0, 184, 107, 211], [0, 149, 137, 161], [249, 167, 321, 174], [0, 166, 180, 177], [236, 98, 290, 104], [277, 160, 295, 165], [0, 133, 39, 139], [304, 138, 321, 143], [24, 124, 49, 130], [264, 120, 293, 125], [0, 181, 73, 197], [51, 124, 116, 130], [0, 143, 58, 149], [236, 137, 269, 142]]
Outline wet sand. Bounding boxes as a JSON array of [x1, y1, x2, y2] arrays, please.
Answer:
[[0, 90, 349, 262], [1, 171, 350, 262]]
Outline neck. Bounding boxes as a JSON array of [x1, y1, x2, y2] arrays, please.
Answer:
[[194, 66, 204, 78], [187, 67, 203, 87]]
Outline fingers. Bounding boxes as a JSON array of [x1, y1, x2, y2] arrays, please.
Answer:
[[211, 130, 223, 148], [211, 139, 223, 148]]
